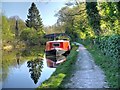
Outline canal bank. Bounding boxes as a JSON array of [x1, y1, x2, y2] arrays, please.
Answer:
[[37, 44, 79, 88]]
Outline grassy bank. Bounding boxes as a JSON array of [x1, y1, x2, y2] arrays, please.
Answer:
[[37, 44, 78, 89], [80, 40, 119, 88]]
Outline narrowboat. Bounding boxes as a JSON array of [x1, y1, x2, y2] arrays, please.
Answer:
[[45, 40, 71, 56]]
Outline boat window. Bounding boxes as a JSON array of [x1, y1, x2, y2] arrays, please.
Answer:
[[53, 43, 60, 47]]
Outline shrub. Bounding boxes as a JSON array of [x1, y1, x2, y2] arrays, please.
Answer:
[[96, 34, 120, 60]]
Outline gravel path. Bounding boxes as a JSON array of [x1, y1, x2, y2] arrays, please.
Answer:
[[65, 43, 108, 88]]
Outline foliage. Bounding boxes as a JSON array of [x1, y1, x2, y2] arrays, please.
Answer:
[[21, 45, 45, 57], [55, 3, 95, 41], [26, 2, 43, 31], [86, 1, 101, 36], [2, 15, 27, 48], [96, 35, 120, 60], [9, 16, 26, 35], [97, 2, 120, 35], [55, 2, 120, 40], [44, 23, 65, 34], [2, 16, 14, 42], [55, 6, 78, 40], [38, 73, 66, 88], [20, 28, 35, 44], [20, 28, 46, 45], [57, 34, 70, 41], [22, 2, 46, 46]]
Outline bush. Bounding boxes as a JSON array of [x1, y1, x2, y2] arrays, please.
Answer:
[[20, 28, 46, 46], [96, 34, 120, 60]]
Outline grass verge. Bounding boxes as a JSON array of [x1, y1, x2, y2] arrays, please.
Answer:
[[81, 41, 119, 88], [37, 44, 78, 89]]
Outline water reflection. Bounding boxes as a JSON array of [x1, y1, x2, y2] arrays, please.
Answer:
[[16, 52, 21, 66], [2, 46, 53, 88], [46, 55, 66, 68], [27, 58, 43, 84]]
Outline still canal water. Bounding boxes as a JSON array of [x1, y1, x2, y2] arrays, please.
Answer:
[[1, 46, 56, 88]]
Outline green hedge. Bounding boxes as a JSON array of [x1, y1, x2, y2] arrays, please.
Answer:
[[96, 34, 120, 61]]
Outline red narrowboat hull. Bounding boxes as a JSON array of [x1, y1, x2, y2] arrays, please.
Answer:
[[45, 40, 71, 56]]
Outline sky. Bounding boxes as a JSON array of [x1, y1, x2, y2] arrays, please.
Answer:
[[2, 2, 66, 26]]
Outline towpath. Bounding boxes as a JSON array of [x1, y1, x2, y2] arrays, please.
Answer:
[[65, 43, 108, 88]]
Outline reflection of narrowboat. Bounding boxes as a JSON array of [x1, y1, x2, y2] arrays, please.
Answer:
[[46, 55, 66, 68], [45, 40, 71, 56], [46, 55, 66, 62], [46, 59, 57, 68]]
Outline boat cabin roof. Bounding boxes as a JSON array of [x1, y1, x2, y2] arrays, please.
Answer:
[[46, 40, 70, 43]]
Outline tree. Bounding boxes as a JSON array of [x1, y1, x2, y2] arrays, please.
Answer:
[[97, 2, 120, 35], [55, 6, 78, 40], [20, 28, 39, 45], [86, 1, 101, 36], [15, 20, 19, 38], [23, 2, 46, 46], [26, 2, 43, 31], [9, 16, 26, 36], [2, 15, 14, 42]]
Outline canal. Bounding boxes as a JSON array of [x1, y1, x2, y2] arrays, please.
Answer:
[[1, 46, 56, 88]]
